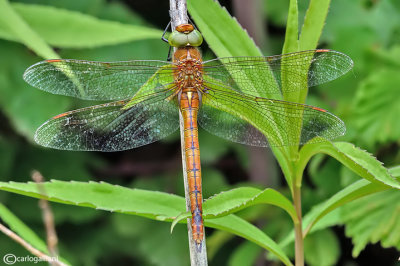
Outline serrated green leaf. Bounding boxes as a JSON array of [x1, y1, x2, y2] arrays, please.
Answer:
[[0, 181, 292, 265], [279, 179, 388, 248], [279, 166, 399, 248], [301, 179, 389, 236], [354, 63, 400, 146], [171, 187, 297, 234], [203, 187, 298, 223], [0, 181, 185, 220], [341, 189, 400, 256], [298, 139, 400, 188], [0, 3, 162, 49], [0, 203, 71, 265]]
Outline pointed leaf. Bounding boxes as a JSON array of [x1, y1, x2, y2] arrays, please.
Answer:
[[0, 181, 185, 221], [341, 189, 400, 256], [170, 211, 189, 233], [299, 0, 331, 50], [282, 0, 299, 54], [0, 3, 162, 49], [0, 181, 292, 265], [171, 187, 297, 233], [187, 0, 262, 58], [354, 66, 400, 147], [279, 167, 399, 248], [203, 187, 298, 223], [298, 139, 400, 188]]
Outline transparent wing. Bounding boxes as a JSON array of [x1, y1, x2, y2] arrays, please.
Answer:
[[203, 49, 353, 96], [34, 90, 179, 151], [24, 59, 175, 100], [198, 82, 345, 147]]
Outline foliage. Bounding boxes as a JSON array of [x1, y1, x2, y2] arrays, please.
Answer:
[[0, 0, 399, 265]]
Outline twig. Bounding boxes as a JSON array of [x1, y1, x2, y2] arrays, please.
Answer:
[[169, 0, 208, 265], [0, 223, 67, 266], [32, 170, 59, 263]]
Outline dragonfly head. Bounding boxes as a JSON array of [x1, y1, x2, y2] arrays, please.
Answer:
[[168, 23, 203, 48]]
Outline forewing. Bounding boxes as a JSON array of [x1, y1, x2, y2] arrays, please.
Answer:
[[198, 83, 345, 147], [35, 91, 179, 151], [23, 59, 175, 100], [202, 50, 353, 96]]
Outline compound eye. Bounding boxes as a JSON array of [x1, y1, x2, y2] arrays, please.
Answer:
[[168, 31, 188, 47], [187, 30, 203, 46]]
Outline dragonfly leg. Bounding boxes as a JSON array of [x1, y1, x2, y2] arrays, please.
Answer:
[[167, 46, 172, 61], [161, 21, 171, 43]]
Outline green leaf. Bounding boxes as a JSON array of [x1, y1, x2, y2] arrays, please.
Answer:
[[0, 0, 59, 59], [0, 3, 162, 49], [341, 189, 400, 256], [353, 53, 400, 146], [0, 181, 185, 220], [299, 0, 331, 50], [301, 181, 389, 236], [279, 179, 389, 249], [297, 139, 400, 189], [280, 167, 400, 248], [0, 203, 71, 265], [171, 187, 298, 234], [206, 215, 293, 266], [203, 187, 298, 223], [304, 229, 340, 266], [0, 181, 292, 265], [282, 0, 299, 54], [187, 0, 262, 58], [0, 203, 47, 253]]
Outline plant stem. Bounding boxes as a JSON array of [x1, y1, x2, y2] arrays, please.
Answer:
[[32, 171, 59, 264], [169, 0, 208, 265], [293, 184, 304, 266]]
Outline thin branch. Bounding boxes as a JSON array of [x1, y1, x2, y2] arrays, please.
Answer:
[[32, 170, 59, 263], [0, 223, 67, 266], [169, 0, 208, 265]]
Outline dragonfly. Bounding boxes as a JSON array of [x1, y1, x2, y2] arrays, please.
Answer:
[[23, 23, 353, 250]]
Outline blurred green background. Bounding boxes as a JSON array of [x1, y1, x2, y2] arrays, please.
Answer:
[[0, 0, 399, 265]]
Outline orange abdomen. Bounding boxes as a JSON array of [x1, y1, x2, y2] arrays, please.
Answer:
[[179, 90, 204, 247]]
